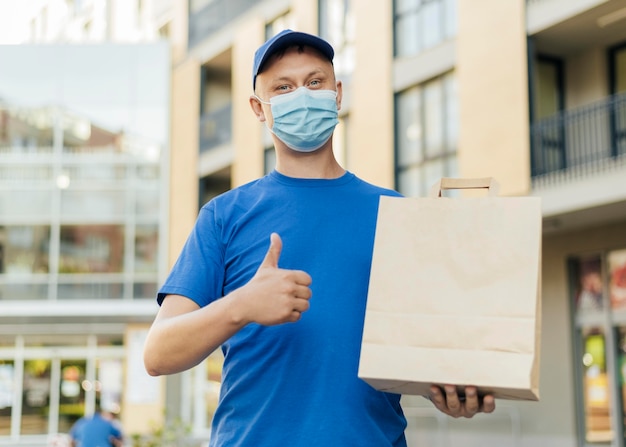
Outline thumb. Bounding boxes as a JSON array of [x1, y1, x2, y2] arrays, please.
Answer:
[[260, 232, 282, 268]]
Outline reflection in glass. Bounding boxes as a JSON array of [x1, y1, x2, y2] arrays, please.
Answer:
[[576, 257, 604, 312], [58, 361, 86, 434], [21, 359, 51, 435], [0, 225, 50, 274], [582, 330, 612, 443], [59, 225, 124, 274], [135, 225, 158, 273], [609, 249, 626, 310]]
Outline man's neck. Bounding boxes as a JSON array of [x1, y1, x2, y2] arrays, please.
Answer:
[[274, 145, 345, 179]]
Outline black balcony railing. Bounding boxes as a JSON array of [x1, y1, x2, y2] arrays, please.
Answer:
[[530, 92, 626, 179], [199, 103, 232, 153], [188, 0, 261, 49]]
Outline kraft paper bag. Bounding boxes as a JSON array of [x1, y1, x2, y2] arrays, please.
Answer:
[[358, 178, 542, 401]]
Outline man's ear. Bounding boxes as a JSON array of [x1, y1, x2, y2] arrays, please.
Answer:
[[335, 80, 343, 111], [249, 96, 266, 122]]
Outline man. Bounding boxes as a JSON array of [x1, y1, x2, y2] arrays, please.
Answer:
[[69, 408, 123, 447], [143, 29, 495, 446]]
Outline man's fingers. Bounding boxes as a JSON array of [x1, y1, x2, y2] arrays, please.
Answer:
[[463, 387, 480, 416], [260, 232, 282, 268], [482, 394, 496, 413]]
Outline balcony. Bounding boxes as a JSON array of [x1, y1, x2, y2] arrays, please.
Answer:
[[531, 92, 626, 185], [199, 103, 232, 153], [188, 0, 261, 49]]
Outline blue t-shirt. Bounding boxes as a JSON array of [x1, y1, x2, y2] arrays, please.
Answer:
[[70, 412, 122, 447], [158, 170, 407, 446]]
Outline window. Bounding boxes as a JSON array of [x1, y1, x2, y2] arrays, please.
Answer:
[[570, 248, 626, 444], [265, 11, 296, 40], [319, 0, 355, 79], [530, 56, 565, 176], [394, 0, 457, 58], [395, 72, 457, 197]]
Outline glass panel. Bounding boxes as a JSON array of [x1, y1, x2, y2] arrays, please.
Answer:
[[136, 189, 160, 216], [396, 87, 422, 167], [397, 166, 421, 198], [61, 190, 126, 218], [444, 0, 457, 39], [423, 158, 444, 193], [57, 282, 124, 300], [0, 190, 53, 217], [576, 256, 604, 312], [421, 0, 442, 49], [444, 73, 458, 153], [319, 0, 355, 77], [133, 282, 158, 299], [264, 147, 276, 175], [58, 361, 86, 434], [395, 5, 419, 57], [59, 225, 124, 273], [615, 47, 626, 94], [609, 249, 626, 310], [0, 361, 13, 436], [135, 225, 158, 273], [22, 359, 51, 435], [582, 329, 613, 443], [0, 283, 49, 300], [535, 60, 561, 120], [97, 359, 123, 415], [0, 225, 50, 274], [424, 78, 444, 158]]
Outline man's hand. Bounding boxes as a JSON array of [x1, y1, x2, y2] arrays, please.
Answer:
[[428, 385, 496, 418], [234, 233, 313, 326]]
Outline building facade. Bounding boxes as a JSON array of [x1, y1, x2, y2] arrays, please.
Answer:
[[168, 0, 626, 446], [0, 1, 174, 446]]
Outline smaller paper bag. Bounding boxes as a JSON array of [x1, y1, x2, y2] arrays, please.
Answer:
[[358, 178, 542, 400]]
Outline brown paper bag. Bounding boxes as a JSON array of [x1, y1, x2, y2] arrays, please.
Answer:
[[358, 178, 542, 401]]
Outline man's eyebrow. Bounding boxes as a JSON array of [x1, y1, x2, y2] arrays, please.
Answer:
[[270, 69, 328, 83]]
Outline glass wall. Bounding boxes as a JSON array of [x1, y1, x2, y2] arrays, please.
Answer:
[[0, 43, 169, 302], [0, 335, 125, 441], [395, 72, 458, 197], [571, 248, 626, 444]]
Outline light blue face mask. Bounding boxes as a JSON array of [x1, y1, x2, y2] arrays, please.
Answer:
[[256, 87, 339, 152]]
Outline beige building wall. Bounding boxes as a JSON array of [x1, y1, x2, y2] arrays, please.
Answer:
[[232, 19, 266, 187], [169, 58, 201, 265], [457, 0, 530, 196], [349, 0, 395, 189]]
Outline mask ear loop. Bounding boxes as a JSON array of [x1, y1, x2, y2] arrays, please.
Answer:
[[253, 95, 271, 105]]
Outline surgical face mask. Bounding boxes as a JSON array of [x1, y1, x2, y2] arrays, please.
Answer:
[[255, 87, 339, 152]]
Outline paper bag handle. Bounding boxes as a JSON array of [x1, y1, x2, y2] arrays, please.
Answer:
[[429, 177, 500, 198]]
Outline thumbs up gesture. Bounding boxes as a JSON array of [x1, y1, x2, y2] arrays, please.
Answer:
[[234, 233, 312, 326]]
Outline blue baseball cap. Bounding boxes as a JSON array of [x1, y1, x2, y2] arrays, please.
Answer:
[[252, 29, 334, 89]]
